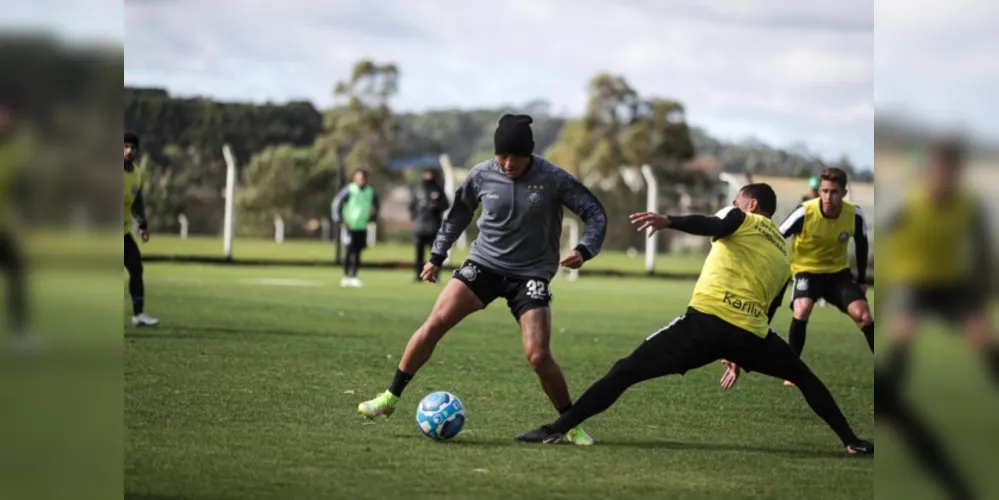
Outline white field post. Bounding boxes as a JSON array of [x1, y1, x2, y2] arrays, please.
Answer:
[[178, 214, 189, 240], [640, 165, 658, 274], [438, 154, 465, 265], [222, 144, 238, 260], [565, 218, 580, 282], [274, 215, 285, 244], [320, 218, 331, 241], [367, 221, 377, 247]]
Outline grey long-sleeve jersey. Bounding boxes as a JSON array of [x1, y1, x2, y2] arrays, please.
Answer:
[[429, 156, 608, 281]]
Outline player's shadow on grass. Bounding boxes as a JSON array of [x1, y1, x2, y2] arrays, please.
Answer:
[[124, 325, 365, 341], [598, 439, 850, 459]]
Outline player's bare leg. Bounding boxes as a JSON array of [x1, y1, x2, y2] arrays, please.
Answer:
[[846, 299, 875, 353], [785, 297, 815, 386], [358, 279, 483, 419], [519, 307, 593, 445], [962, 310, 999, 384]]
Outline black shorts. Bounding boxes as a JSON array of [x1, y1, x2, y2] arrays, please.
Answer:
[[345, 229, 368, 251], [628, 308, 804, 378], [0, 230, 22, 271], [789, 269, 866, 313], [452, 259, 553, 321], [888, 283, 988, 323]]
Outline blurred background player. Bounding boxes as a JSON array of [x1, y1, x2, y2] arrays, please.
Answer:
[[881, 136, 999, 389], [357, 114, 609, 445], [515, 184, 873, 455], [332, 169, 380, 288], [409, 168, 449, 282], [778, 167, 873, 387], [802, 175, 820, 202], [0, 105, 35, 349], [124, 132, 159, 327]]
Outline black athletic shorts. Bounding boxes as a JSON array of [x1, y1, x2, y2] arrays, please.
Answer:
[[632, 308, 804, 378], [452, 259, 553, 321], [888, 282, 988, 323], [0, 230, 22, 271], [789, 269, 866, 313], [345, 229, 368, 251]]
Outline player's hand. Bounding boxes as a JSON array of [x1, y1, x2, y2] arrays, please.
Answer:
[[859, 284, 868, 295], [720, 360, 741, 390], [629, 212, 670, 237], [559, 249, 585, 269], [139, 229, 150, 243], [420, 263, 441, 283]]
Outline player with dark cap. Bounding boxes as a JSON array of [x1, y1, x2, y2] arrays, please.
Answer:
[[514, 183, 873, 456], [357, 114, 609, 445], [124, 132, 159, 327]]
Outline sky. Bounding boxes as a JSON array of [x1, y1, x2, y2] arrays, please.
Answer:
[[14, 0, 996, 169]]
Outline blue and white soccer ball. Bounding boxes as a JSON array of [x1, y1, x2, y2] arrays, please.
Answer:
[[415, 391, 465, 441]]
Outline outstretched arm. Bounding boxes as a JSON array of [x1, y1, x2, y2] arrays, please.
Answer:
[[668, 206, 747, 239], [429, 172, 481, 267], [555, 168, 608, 261]]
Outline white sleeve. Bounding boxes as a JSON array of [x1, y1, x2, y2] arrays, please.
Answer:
[[779, 205, 807, 236]]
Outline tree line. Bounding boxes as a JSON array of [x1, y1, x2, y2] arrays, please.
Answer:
[[123, 59, 870, 243]]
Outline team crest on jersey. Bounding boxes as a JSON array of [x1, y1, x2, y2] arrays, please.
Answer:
[[838, 231, 849, 242], [459, 264, 478, 282], [528, 192, 544, 207]]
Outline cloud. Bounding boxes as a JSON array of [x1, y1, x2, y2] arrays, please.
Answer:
[[124, 0, 874, 164]]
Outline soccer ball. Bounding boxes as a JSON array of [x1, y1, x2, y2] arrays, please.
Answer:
[[415, 391, 465, 441]]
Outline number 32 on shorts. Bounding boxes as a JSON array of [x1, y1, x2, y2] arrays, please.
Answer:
[[525, 280, 550, 301]]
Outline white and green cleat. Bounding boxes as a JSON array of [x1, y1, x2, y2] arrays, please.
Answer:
[[563, 426, 595, 446], [358, 390, 399, 419]]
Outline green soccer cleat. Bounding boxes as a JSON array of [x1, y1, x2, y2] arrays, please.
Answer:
[[358, 390, 399, 419], [563, 426, 595, 446]]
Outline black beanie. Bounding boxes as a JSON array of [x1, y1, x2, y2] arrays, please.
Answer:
[[494, 114, 534, 157], [124, 132, 140, 148]]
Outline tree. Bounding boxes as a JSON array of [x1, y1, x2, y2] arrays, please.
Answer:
[[238, 145, 336, 237], [315, 60, 400, 186]]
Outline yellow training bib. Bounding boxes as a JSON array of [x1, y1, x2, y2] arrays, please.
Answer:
[[689, 209, 790, 338], [787, 198, 859, 275]]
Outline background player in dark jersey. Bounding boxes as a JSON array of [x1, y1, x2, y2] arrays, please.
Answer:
[[124, 132, 159, 327], [778, 168, 872, 386], [357, 114, 608, 445], [0, 105, 34, 350], [515, 184, 873, 455]]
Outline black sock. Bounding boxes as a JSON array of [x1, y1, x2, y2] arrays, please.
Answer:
[[986, 344, 999, 383], [133, 297, 144, 316], [788, 319, 808, 356], [389, 369, 414, 398], [886, 343, 912, 387], [557, 403, 573, 416], [862, 322, 875, 353], [791, 368, 860, 445], [892, 399, 974, 499]]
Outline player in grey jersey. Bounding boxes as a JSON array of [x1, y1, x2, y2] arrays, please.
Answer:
[[358, 114, 608, 445]]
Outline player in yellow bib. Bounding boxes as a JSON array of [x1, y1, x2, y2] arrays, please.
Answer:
[[778, 167, 873, 387], [515, 184, 872, 455], [124, 132, 159, 327]]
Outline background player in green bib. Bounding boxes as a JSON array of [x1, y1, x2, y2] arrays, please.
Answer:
[[515, 184, 872, 455], [124, 132, 159, 327], [778, 167, 873, 387], [0, 105, 35, 349], [332, 169, 380, 288]]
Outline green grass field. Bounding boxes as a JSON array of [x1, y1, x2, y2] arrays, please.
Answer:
[[118, 263, 886, 500], [137, 235, 710, 275]]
